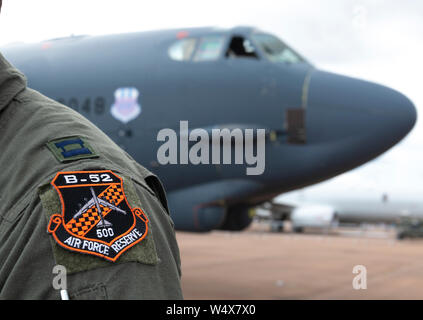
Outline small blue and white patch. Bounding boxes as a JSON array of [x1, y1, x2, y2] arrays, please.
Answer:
[[110, 87, 142, 124]]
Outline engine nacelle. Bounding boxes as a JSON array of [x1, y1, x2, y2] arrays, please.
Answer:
[[291, 205, 338, 231], [166, 179, 262, 232], [218, 204, 254, 231], [167, 182, 228, 232]]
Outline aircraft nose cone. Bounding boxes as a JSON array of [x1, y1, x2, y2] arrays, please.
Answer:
[[303, 69, 416, 175], [307, 69, 416, 149]]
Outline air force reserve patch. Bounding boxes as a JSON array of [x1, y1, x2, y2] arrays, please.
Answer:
[[47, 170, 149, 262]]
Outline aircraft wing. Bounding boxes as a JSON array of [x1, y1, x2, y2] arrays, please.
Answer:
[[97, 198, 127, 215], [256, 200, 294, 221], [73, 198, 95, 219], [267, 192, 339, 231]]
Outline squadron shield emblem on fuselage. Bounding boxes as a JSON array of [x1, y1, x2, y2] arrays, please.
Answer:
[[47, 170, 149, 262], [110, 87, 141, 124]]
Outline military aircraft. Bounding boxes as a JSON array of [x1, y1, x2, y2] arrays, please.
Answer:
[[267, 167, 423, 236], [1, 26, 416, 232]]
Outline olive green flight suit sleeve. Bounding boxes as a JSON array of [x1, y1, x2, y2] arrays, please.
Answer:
[[0, 52, 183, 300], [0, 169, 183, 300]]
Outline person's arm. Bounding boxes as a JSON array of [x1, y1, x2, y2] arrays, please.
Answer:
[[0, 169, 182, 300]]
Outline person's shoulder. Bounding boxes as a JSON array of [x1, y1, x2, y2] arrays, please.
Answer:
[[13, 88, 135, 169], [6, 87, 167, 209], [15, 87, 104, 136], [0, 86, 182, 299]]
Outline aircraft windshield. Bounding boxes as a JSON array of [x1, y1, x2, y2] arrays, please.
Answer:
[[193, 36, 225, 61], [168, 36, 225, 62], [252, 33, 306, 64], [168, 38, 197, 61]]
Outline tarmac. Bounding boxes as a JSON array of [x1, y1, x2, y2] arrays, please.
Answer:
[[177, 221, 423, 299]]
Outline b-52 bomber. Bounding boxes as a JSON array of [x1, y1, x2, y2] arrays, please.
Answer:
[[2, 26, 416, 232]]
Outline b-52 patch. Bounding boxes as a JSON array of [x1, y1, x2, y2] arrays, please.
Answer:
[[47, 170, 149, 262]]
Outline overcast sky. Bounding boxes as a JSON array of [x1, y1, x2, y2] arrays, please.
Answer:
[[1, 0, 422, 191]]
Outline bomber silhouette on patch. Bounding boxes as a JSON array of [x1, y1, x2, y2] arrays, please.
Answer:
[[47, 170, 149, 262]]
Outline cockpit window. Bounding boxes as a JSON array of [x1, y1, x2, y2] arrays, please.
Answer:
[[252, 33, 306, 64], [168, 38, 197, 61], [193, 36, 225, 61], [226, 36, 258, 59]]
